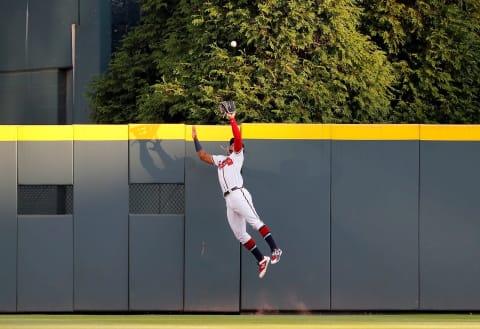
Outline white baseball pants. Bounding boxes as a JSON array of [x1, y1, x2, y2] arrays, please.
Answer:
[[225, 188, 264, 244]]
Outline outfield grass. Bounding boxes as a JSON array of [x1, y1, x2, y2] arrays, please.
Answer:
[[1, 314, 480, 329]]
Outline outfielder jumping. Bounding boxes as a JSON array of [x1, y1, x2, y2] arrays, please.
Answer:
[[191, 108, 282, 279]]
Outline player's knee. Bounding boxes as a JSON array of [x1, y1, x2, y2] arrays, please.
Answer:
[[236, 232, 251, 245], [253, 221, 265, 231]]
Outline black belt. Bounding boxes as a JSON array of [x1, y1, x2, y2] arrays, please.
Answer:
[[224, 186, 242, 197]]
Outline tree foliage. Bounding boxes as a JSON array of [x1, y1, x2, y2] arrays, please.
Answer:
[[88, 0, 480, 124], [88, 0, 393, 123], [88, 0, 176, 123], [361, 0, 480, 123]]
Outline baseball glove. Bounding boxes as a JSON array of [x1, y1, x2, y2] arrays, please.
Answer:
[[219, 101, 236, 118]]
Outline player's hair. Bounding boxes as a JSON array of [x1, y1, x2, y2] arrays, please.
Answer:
[[229, 138, 245, 150]]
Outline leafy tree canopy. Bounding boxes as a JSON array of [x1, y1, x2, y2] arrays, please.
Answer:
[[361, 0, 480, 123], [88, 0, 480, 124], [89, 0, 393, 123]]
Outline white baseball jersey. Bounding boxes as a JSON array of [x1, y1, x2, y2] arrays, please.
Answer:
[[212, 149, 244, 194], [212, 148, 264, 244]]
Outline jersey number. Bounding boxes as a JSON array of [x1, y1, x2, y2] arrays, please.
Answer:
[[218, 157, 233, 169]]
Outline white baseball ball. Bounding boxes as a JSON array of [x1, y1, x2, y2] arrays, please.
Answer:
[[230, 40, 237, 48]]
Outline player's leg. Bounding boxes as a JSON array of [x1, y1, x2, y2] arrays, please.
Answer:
[[237, 189, 283, 264], [226, 205, 270, 278], [226, 206, 262, 262]]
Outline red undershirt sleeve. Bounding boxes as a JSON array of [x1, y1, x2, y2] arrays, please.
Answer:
[[230, 117, 242, 152]]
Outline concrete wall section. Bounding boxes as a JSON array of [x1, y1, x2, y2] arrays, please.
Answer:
[[0, 0, 76, 124], [17, 215, 73, 312], [128, 124, 186, 311], [129, 214, 184, 311], [26, 0, 76, 69], [420, 141, 480, 310], [239, 126, 331, 311], [73, 126, 129, 311], [17, 126, 73, 184], [0, 0, 75, 71], [331, 140, 419, 310], [0, 71, 69, 125], [0, 73, 29, 124], [0, 128, 18, 312], [184, 126, 241, 312], [0, 0, 28, 71], [1, 124, 480, 313], [73, 0, 111, 123]]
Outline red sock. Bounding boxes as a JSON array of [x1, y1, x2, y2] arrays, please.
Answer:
[[259, 225, 278, 252], [243, 238, 263, 263]]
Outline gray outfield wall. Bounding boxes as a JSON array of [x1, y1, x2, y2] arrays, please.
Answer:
[[0, 0, 110, 124], [0, 123, 480, 312]]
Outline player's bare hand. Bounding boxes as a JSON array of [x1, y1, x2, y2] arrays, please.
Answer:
[[227, 112, 235, 120], [191, 126, 197, 139]]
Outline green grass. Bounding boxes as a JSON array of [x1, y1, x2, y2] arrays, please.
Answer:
[[1, 314, 480, 329]]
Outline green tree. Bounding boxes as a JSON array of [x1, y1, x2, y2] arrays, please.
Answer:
[[88, 0, 394, 123], [361, 0, 480, 123], [88, 0, 177, 123]]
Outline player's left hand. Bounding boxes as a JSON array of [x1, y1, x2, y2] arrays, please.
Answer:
[[227, 112, 235, 120], [192, 126, 198, 139]]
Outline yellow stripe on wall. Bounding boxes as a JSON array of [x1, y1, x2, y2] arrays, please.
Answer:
[[3, 124, 480, 141], [17, 125, 73, 141], [129, 124, 185, 140], [242, 124, 331, 140], [74, 125, 128, 141], [420, 125, 480, 141], [185, 125, 233, 142], [331, 124, 420, 140], [0, 126, 18, 141]]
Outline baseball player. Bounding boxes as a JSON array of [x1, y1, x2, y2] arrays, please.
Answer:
[[191, 112, 282, 279]]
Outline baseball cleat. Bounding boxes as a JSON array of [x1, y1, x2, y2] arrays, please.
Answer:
[[271, 248, 283, 265], [258, 256, 270, 279]]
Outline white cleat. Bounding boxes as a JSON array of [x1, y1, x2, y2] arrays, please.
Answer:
[[258, 256, 270, 279], [271, 248, 283, 265]]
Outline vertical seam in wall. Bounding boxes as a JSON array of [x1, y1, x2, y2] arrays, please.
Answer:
[[16, 140, 19, 312], [72, 139, 75, 311], [329, 139, 333, 311], [417, 139, 421, 310], [127, 138, 130, 311], [238, 242, 242, 313], [127, 214, 130, 311], [182, 137, 187, 312]]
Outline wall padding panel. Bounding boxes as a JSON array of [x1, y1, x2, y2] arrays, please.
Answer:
[[0, 128, 17, 312], [331, 141, 419, 310], [17, 215, 73, 312], [184, 125, 241, 312], [129, 215, 184, 311], [73, 126, 129, 311], [17, 126, 73, 184], [240, 139, 331, 311], [420, 141, 480, 310]]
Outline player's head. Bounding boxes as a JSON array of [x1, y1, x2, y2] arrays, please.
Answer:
[[228, 138, 244, 155]]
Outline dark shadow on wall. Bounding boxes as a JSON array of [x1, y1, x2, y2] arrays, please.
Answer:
[[129, 125, 179, 179]]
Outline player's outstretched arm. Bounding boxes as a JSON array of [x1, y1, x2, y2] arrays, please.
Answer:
[[192, 126, 214, 165], [227, 113, 242, 152]]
